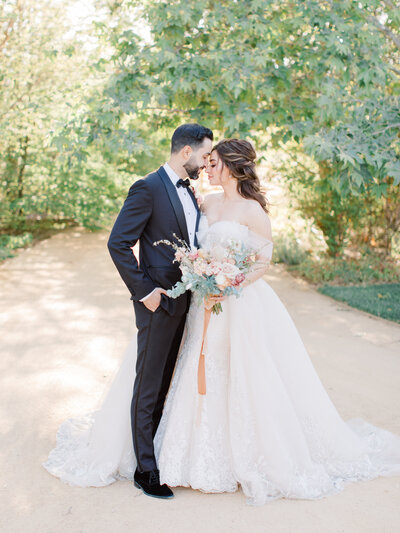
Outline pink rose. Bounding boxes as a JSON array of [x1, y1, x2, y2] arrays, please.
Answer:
[[233, 273, 245, 286], [211, 262, 223, 275], [222, 263, 240, 278], [190, 185, 204, 207], [194, 260, 207, 275], [196, 193, 204, 207], [188, 251, 199, 261]]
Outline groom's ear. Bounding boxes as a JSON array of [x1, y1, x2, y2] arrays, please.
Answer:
[[180, 145, 192, 161]]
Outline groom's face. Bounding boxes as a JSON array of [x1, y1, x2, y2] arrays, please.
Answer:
[[183, 138, 213, 180]]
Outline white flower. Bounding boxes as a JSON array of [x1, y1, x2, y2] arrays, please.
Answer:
[[210, 244, 227, 262], [215, 273, 228, 288], [222, 263, 240, 278]]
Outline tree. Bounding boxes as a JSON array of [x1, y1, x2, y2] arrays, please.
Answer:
[[91, 0, 399, 254], [96, 0, 398, 183], [0, 0, 128, 233]]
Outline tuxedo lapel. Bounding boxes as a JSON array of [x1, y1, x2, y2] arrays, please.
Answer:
[[187, 186, 200, 214], [187, 186, 201, 247], [157, 166, 190, 244]]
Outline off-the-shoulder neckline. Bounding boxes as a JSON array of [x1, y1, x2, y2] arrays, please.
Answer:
[[202, 217, 273, 245]]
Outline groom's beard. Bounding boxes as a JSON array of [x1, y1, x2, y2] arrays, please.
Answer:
[[183, 161, 203, 180]]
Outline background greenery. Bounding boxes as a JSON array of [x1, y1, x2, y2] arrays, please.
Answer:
[[319, 284, 400, 323], [1, 0, 399, 319]]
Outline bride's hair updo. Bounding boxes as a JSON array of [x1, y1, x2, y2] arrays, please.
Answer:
[[212, 138, 269, 213]]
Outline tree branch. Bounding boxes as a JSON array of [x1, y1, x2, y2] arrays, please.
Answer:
[[0, 92, 30, 120], [0, 0, 21, 54], [373, 122, 400, 135], [382, 0, 396, 10], [0, 17, 15, 53], [278, 142, 317, 176], [323, 0, 400, 51], [367, 15, 400, 51]]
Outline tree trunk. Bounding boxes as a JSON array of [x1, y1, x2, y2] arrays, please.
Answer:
[[16, 135, 29, 217]]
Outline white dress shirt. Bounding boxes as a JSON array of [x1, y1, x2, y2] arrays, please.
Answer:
[[163, 162, 197, 248], [140, 163, 197, 303]]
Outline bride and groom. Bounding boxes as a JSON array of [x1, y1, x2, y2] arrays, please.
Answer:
[[43, 123, 400, 505]]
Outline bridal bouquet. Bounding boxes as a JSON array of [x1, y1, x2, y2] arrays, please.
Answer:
[[154, 235, 259, 314]]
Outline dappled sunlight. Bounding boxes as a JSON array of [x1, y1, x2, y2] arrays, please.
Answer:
[[1, 0, 399, 527], [265, 265, 400, 347], [7, 492, 34, 515], [0, 406, 15, 435], [32, 364, 103, 395], [0, 229, 134, 442], [1, 227, 400, 531]]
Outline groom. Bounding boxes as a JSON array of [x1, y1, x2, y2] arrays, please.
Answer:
[[108, 123, 213, 499]]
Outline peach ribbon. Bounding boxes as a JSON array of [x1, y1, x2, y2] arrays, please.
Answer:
[[198, 306, 212, 395]]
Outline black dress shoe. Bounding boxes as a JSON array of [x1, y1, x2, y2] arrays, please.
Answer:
[[134, 468, 174, 499]]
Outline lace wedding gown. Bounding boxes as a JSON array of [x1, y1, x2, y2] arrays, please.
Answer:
[[43, 218, 400, 505]]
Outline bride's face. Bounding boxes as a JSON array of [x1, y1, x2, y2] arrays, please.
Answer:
[[206, 150, 231, 187]]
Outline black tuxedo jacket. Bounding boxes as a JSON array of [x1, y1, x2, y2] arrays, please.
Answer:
[[108, 166, 200, 316]]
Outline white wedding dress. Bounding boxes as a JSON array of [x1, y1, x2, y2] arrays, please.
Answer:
[[43, 218, 400, 505]]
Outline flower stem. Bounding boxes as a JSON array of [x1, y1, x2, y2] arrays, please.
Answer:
[[212, 302, 223, 314]]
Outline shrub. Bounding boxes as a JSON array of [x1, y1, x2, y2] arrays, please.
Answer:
[[272, 234, 308, 265], [0, 232, 33, 260], [289, 253, 400, 285], [318, 284, 400, 323]]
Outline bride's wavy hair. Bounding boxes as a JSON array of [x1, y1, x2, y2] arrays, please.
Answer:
[[212, 138, 269, 213]]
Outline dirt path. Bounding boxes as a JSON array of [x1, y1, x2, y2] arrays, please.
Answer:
[[1, 229, 400, 533]]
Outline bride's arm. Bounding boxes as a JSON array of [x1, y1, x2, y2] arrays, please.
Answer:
[[241, 203, 273, 289], [241, 258, 270, 288]]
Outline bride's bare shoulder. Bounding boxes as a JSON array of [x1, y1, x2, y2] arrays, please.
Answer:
[[245, 201, 272, 241], [201, 192, 223, 213]]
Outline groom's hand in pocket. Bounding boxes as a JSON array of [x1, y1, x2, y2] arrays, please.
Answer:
[[141, 287, 168, 312]]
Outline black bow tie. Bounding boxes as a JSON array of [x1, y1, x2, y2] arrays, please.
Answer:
[[176, 178, 190, 189]]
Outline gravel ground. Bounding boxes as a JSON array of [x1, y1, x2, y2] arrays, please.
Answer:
[[1, 228, 399, 533]]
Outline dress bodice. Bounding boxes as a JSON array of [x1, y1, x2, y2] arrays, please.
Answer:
[[197, 216, 273, 261]]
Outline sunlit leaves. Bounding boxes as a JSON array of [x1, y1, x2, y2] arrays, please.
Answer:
[[93, 0, 399, 199], [0, 0, 132, 231]]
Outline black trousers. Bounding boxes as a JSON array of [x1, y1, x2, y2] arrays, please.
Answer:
[[131, 301, 186, 472]]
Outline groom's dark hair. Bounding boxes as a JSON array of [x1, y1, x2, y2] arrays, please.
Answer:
[[171, 123, 213, 154]]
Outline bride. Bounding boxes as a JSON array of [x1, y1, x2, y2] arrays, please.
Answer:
[[43, 139, 400, 505]]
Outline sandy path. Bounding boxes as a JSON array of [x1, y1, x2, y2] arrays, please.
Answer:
[[0, 228, 399, 533]]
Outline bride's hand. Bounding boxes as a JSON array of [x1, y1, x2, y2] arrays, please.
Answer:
[[204, 294, 226, 310]]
